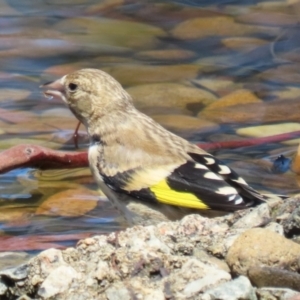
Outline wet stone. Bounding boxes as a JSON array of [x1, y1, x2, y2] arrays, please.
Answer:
[[171, 16, 279, 40], [126, 82, 216, 110], [236, 11, 299, 27], [152, 115, 219, 138], [54, 17, 166, 51], [203, 89, 262, 111], [199, 99, 300, 125], [257, 64, 300, 85], [221, 37, 268, 52], [135, 49, 196, 62], [191, 77, 242, 94], [36, 188, 99, 217], [103, 64, 201, 86], [270, 87, 300, 100]]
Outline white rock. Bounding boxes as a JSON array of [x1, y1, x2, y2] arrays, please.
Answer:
[[38, 265, 79, 299]]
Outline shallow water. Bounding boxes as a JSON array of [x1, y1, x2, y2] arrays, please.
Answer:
[[0, 0, 300, 255]]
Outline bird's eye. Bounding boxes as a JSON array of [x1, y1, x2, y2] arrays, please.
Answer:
[[68, 83, 78, 92]]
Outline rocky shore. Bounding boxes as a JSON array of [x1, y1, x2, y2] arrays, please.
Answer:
[[1, 196, 300, 300]]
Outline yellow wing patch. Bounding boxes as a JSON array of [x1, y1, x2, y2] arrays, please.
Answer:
[[150, 179, 209, 210]]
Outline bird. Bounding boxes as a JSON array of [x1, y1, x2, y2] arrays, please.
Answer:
[[41, 68, 278, 223]]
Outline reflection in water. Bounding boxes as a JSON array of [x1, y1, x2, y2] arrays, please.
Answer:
[[0, 0, 300, 254]]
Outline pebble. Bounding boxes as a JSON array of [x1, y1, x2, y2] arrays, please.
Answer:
[[199, 99, 300, 124], [36, 188, 99, 217], [203, 89, 262, 111], [0, 89, 30, 103], [105, 284, 131, 300], [103, 64, 201, 86], [152, 115, 219, 137], [135, 49, 196, 62], [54, 17, 165, 51], [126, 82, 216, 110], [3, 195, 300, 299], [236, 11, 299, 27], [221, 37, 268, 52], [270, 87, 300, 100], [226, 228, 300, 276], [257, 64, 300, 85], [202, 276, 257, 300], [256, 287, 300, 300], [232, 203, 270, 229], [171, 16, 278, 40], [191, 77, 242, 94], [170, 259, 231, 298], [274, 197, 300, 236], [291, 144, 300, 174], [37, 265, 79, 299], [249, 266, 300, 291]]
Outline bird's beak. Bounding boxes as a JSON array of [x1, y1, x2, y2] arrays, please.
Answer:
[[40, 77, 66, 101]]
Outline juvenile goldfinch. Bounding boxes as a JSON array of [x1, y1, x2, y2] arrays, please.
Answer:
[[42, 69, 273, 221]]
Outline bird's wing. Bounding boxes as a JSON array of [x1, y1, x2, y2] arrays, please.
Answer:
[[157, 151, 267, 211], [100, 150, 267, 211]]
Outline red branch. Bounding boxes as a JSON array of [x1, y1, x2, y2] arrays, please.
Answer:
[[0, 130, 299, 174], [198, 130, 300, 151], [0, 144, 88, 174]]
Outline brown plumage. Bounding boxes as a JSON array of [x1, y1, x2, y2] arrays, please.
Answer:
[[42, 68, 277, 224]]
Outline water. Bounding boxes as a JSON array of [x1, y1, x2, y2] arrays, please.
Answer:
[[0, 0, 299, 255]]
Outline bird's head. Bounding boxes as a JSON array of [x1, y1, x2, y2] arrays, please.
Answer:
[[41, 68, 133, 127]]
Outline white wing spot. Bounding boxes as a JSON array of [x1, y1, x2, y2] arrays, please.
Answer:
[[228, 194, 237, 201], [204, 157, 215, 165], [204, 172, 222, 180], [234, 197, 244, 205], [216, 186, 238, 195], [218, 165, 231, 175], [194, 163, 208, 170], [232, 177, 248, 185]]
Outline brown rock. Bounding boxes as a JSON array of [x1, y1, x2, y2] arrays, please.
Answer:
[[199, 99, 300, 124], [54, 17, 165, 51], [257, 64, 300, 85], [249, 266, 300, 291], [236, 11, 299, 27], [191, 77, 242, 94], [291, 144, 300, 174], [171, 16, 279, 40], [0, 89, 30, 103], [204, 89, 262, 111], [221, 37, 268, 52], [152, 115, 219, 136], [135, 49, 196, 62], [36, 188, 99, 217], [226, 228, 300, 276], [127, 82, 216, 109], [103, 64, 201, 86]]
